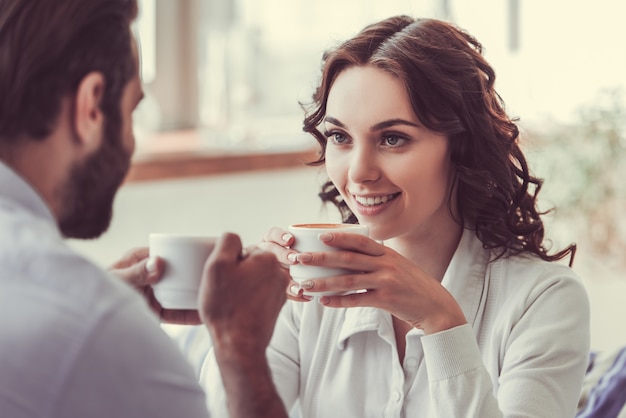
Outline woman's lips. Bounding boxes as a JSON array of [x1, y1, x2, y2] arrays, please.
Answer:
[[353, 193, 400, 207], [351, 192, 400, 215]]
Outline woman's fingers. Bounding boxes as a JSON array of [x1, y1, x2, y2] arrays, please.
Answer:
[[317, 291, 375, 309], [259, 227, 298, 266], [285, 232, 386, 273], [298, 272, 379, 295], [286, 280, 313, 302], [295, 247, 383, 272], [262, 226, 295, 247], [317, 232, 386, 256]]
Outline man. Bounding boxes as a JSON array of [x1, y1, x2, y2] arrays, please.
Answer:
[[0, 0, 289, 417]]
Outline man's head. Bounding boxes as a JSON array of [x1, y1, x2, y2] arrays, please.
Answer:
[[0, 0, 142, 239]]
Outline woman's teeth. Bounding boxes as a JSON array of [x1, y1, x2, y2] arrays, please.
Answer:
[[354, 193, 398, 207]]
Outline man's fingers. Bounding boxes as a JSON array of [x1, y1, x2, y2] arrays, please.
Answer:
[[116, 256, 164, 286], [160, 309, 202, 325], [209, 232, 244, 264], [110, 247, 149, 269]]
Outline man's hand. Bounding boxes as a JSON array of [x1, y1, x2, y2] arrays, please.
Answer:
[[199, 233, 289, 351], [199, 232, 290, 418], [108, 247, 201, 325]]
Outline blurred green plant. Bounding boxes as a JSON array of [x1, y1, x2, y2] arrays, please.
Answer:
[[527, 87, 626, 265]]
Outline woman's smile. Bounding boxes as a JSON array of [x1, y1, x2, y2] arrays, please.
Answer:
[[349, 192, 401, 217], [324, 65, 456, 242], [352, 193, 400, 207]]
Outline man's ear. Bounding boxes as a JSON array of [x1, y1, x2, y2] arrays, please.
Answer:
[[73, 72, 105, 152]]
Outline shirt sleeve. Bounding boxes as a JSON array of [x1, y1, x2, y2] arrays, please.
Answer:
[[422, 275, 590, 418], [52, 296, 210, 418]]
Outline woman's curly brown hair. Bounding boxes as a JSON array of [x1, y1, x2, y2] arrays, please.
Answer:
[[302, 15, 575, 264]]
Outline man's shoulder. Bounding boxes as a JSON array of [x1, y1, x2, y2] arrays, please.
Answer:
[[1, 219, 135, 311], [0, 264, 207, 418], [0, 199, 146, 347], [0, 212, 200, 417]]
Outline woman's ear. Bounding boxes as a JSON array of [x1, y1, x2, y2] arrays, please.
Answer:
[[73, 71, 105, 153]]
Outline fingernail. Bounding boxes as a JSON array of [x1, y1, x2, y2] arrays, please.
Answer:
[[300, 280, 314, 289], [318, 232, 333, 242], [287, 252, 297, 263], [289, 285, 302, 296], [296, 253, 312, 263], [282, 233, 293, 243], [319, 296, 330, 305], [145, 257, 158, 274], [302, 295, 313, 301]]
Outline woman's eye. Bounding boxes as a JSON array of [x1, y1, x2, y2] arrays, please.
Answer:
[[327, 132, 348, 144], [383, 135, 404, 146]]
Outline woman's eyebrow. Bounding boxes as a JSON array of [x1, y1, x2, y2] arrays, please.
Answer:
[[370, 119, 421, 131], [323, 116, 345, 128], [324, 116, 420, 131]]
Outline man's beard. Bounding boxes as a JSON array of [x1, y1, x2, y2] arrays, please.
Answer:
[[58, 119, 131, 239]]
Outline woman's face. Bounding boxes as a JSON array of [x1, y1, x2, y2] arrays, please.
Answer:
[[324, 65, 457, 242]]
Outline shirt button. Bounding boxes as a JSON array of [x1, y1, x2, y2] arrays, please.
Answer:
[[392, 391, 402, 402], [405, 357, 418, 368]]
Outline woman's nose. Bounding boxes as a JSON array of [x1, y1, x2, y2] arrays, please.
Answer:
[[348, 144, 381, 184]]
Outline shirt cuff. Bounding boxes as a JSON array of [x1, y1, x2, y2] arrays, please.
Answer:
[[421, 323, 483, 382]]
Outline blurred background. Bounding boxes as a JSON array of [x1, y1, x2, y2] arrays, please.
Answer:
[[70, 0, 626, 351]]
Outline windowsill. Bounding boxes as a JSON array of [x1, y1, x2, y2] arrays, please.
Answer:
[[125, 130, 319, 183]]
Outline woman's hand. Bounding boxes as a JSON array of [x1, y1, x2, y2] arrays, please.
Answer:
[[108, 247, 201, 325], [258, 227, 313, 302], [291, 232, 467, 334]]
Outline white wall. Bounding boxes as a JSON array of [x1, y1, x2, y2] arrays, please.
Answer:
[[69, 166, 626, 352], [68, 166, 337, 267]]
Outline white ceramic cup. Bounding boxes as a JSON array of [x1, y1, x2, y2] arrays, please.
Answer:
[[288, 223, 369, 296], [149, 233, 216, 309]]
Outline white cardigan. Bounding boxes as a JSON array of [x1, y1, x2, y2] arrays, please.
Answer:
[[201, 228, 590, 417]]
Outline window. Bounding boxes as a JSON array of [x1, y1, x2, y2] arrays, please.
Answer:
[[133, 0, 445, 153], [133, 0, 626, 152]]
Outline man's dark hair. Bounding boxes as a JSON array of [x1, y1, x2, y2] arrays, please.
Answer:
[[0, 0, 138, 142]]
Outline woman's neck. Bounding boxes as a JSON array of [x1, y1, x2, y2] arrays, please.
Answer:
[[384, 221, 463, 282]]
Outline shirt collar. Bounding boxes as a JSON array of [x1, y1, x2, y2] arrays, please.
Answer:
[[336, 228, 490, 349], [0, 160, 56, 226], [439, 227, 491, 328], [337, 306, 394, 350]]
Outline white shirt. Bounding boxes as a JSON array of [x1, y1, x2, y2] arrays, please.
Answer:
[[200, 226, 590, 417], [0, 162, 210, 418]]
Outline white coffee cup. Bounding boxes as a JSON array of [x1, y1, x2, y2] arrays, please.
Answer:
[[149, 233, 216, 309], [288, 223, 369, 296]]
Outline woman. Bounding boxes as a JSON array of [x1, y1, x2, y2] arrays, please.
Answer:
[[107, 15, 588, 417], [201, 16, 590, 417]]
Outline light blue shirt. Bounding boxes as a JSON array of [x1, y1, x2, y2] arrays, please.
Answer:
[[0, 161, 209, 417]]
